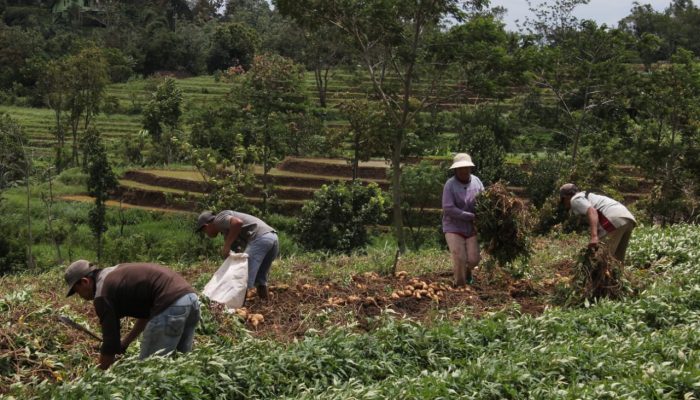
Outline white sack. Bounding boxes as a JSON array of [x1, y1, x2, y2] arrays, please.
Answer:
[[202, 252, 248, 311]]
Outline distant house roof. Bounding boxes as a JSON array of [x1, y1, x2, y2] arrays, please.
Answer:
[[51, 0, 105, 14]]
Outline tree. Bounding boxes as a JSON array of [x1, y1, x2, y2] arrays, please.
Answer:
[[82, 128, 118, 262], [276, 0, 485, 252], [64, 46, 109, 166], [38, 58, 70, 171], [0, 114, 34, 269], [397, 161, 444, 250], [301, 25, 350, 108], [142, 77, 183, 163], [433, 14, 528, 102], [236, 53, 307, 214], [629, 49, 700, 224], [207, 22, 260, 72], [0, 24, 45, 92], [339, 99, 388, 180], [526, 17, 631, 163]]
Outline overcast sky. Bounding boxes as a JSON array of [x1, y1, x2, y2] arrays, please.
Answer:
[[489, 0, 673, 31]]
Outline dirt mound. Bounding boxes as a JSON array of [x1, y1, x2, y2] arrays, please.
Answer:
[[123, 171, 209, 193], [278, 158, 388, 180]]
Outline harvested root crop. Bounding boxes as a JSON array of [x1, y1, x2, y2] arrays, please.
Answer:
[[475, 181, 532, 270], [567, 246, 629, 305]]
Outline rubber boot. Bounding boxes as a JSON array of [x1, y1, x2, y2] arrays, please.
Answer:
[[257, 285, 269, 300]]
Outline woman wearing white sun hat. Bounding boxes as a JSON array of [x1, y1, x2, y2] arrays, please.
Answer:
[[442, 153, 484, 287]]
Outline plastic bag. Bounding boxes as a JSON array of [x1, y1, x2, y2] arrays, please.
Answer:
[[202, 252, 249, 311]]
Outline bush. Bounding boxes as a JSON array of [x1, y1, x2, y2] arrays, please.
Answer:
[[297, 181, 388, 253], [524, 153, 568, 209], [0, 216, 26, 275], [464, 125, 507, 185]]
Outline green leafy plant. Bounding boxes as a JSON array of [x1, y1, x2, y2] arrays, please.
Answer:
[[297, 181, 388, 253]]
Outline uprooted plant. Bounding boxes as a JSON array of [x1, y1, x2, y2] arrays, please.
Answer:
[[563, 246, 634, 306], [475, 181, 532, 277]]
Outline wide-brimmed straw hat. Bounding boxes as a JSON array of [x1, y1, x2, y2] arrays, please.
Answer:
[[559, 183, 579, 198], [449, 153, 475, 169]]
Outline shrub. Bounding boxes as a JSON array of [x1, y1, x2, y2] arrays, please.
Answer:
[[0, 214, 26, 275], [524, 153, 568, 209], [463, 125, 507, 185], [297, 181, 388, 253]]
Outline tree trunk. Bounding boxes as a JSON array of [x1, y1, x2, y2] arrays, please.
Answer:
[[314, 65, 327, 108], [44, 169, 63, 263], [390, 135, 405, 253], [25, 171, 35, 269], [352, 133, 360, 181]]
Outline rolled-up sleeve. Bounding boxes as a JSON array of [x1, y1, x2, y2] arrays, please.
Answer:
[[94, 298, 121, 355]]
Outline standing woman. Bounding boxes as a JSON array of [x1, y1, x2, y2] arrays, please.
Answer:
[[442, 153, 484, 287]]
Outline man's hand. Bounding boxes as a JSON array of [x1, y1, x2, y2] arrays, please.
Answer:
[[588, 237, 599, 249], [221, 247, 230, 258]]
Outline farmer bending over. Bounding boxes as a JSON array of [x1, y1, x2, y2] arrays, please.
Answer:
[[196, 210, 279, 300], [64, 260, 200, 369], [559, 183, 636, 262], [442, 153, 485, 287]]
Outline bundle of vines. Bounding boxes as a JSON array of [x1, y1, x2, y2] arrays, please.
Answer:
[[475, 181, 532, 269], [567, 246, 630, 305]]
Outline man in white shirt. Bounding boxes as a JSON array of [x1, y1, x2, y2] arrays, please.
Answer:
[[559, 183, 636, 262]]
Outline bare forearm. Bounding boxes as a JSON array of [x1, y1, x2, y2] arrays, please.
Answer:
[[223, 218, 242, 254], [121, 318, 148, 350], [587, 207, 599, 242]]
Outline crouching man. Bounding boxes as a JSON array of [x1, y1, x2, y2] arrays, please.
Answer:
[[64, 260, 200, 369]]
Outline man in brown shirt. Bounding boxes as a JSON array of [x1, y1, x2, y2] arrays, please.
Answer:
[[64, 260, 200, 369]]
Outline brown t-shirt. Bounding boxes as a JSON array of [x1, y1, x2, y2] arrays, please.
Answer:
[[93, 263, 194, 355]]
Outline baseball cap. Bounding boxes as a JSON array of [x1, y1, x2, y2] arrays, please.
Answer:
[[64, 260, 97, 297], [196, 211, 215, 232]]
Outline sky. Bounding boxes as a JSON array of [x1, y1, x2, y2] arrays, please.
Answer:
[[488, 0, 673, 31]]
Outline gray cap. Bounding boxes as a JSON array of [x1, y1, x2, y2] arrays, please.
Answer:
[[64, 260, 97, 297], [559, 183, 579, 198], [196, 211, 215, 232]]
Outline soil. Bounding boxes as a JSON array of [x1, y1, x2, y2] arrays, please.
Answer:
[[122, 171, 210, 193], [278, 158, 389, 180], [202, 267, 561, 342]]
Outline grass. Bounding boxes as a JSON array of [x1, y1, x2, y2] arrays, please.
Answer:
[[1, 224, 699, 398]]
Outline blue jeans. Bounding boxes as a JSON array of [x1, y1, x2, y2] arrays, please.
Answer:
[[244, 232, 279, 288], [139, 292, 200, 359]]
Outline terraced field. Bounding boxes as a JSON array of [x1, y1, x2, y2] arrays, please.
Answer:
[[58, 157, 651, 220], [4, 69, 522, 159], [0, 105, 143, 157]]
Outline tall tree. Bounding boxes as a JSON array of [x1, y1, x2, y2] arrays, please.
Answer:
[[629, 49, 700, 223], [64, 46, 109, 166], [301, 25, 350, 108], [38, 58, 70, 171], [236, 53, 307, 214], [525, 1, 631, 163], [142, 77, 183, 163], [339, 98, 387, 180], [276, 0, 485, 252], [82, 128, 118, 262]]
